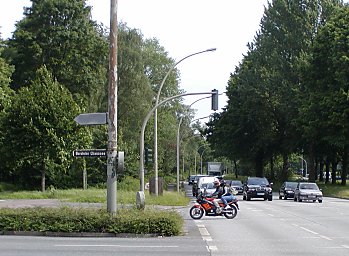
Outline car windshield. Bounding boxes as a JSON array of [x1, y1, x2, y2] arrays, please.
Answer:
[[231, 181, 242, 186], [286, 182, 298, 188], [202, 183, 215, 189], [248, 178, 269, 185], [299, 183, 319, 190]]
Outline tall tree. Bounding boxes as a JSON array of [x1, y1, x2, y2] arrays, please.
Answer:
[[0, 67, 92, 190], [8, 0, 108, 112], [301, 4, 349, 185], [0, 41, 15, 181]]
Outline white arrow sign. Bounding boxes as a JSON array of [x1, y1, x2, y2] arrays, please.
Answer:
[[74, 113, 107, 126]]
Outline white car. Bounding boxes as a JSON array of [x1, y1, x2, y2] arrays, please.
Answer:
[[294, 182, 323, 203], [200, 182, 217, 196]]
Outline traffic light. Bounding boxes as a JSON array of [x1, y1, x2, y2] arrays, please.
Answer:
[[144, 147, 153, 165], [211, 89, 218, 111]]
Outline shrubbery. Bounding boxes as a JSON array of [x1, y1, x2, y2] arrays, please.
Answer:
[[0, 206, 183, 236]]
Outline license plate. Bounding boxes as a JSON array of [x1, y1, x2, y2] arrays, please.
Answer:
[[257, 192, 264, 196], [308, 195, 315, 199]]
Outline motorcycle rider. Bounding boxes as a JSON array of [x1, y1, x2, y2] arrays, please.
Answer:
[[211, 179, 224, 213], [221, 183, 237, 209]]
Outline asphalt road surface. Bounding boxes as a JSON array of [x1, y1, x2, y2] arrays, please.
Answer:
[[1, 186, 349, 256]]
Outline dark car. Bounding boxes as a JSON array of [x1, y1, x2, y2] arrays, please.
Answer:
[[243, 177, 273, 201], [188, 175, 196, 185], [228, 180, 243, 195], [279, 181, 298, 200]]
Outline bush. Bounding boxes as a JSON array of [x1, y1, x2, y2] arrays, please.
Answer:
[[0, 206, 183, 236]]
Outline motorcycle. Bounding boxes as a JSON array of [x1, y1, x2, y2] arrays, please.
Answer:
[[189, 192, 239, 219]]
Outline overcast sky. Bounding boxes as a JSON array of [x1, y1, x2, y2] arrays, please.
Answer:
[[0, 0, 269, 122]]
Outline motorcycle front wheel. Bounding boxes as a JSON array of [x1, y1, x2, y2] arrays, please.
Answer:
[[223, 205, 238, 219], [189, 206, 204, 219]]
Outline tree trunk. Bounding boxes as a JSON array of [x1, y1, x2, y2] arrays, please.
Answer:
[[341, 145, 348, 186], [319, 159, 325, 182], [233, 159, 238, 178], [325, 156, 330, 184], [282, 154, 288, 182], [308, 145, 316, 182], [270, 156, 275, 181], [41, 161, 46, 192], [255, 151, 264, 177], [331, 159, 337, 185]]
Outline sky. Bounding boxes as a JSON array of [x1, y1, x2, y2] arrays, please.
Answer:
[[0, 0, 269, 123]]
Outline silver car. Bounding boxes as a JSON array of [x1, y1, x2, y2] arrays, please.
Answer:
[[294, 182, 323, 203]]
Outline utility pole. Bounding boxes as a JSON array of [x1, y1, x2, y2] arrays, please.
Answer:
[[107, 0, 118, 214]]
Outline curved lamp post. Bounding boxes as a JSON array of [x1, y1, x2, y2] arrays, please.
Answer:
[[153, 48, 216, 196], [175, 95, 214, 192], [299, 156, 308, 178]]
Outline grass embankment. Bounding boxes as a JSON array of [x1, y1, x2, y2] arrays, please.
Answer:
[[318, 183, 349, 199], [0, 181, 189, 236]]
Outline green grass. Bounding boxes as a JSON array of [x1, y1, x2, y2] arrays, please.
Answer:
[[318, 183, 349, 199], [0, 187, 190, 206]]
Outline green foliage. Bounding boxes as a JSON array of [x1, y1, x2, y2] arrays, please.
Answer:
[[8, 0, 109, 112], [205, 0, 348, 182], [0, 67, 92, 189], [0, 207, 183, 236]]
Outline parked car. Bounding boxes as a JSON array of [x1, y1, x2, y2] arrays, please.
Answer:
[[243, 177, 273, 201], [294, 182, 323, 203], [279, 181, 298, 200], [227, 180, 243, 195]]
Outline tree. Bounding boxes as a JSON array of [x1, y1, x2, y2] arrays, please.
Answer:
[[301, 4, 349, 185], [8, 0, 108, 112], [0, 41, 15, 181], [0, 67, 92, 190]]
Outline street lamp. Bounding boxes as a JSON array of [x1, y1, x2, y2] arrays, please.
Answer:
[[138, 91, 217, 209], [200, 148, 207, 174], [175, 95, 215, 192], [153, 48, 216, 196], [299, 156, 308, 178]]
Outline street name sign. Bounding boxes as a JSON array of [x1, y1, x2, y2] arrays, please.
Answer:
[[74, 112, 107, 126], [73, 149, 107, 157]]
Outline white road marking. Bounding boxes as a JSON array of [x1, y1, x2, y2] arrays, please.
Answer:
[[341, 245, 349, 249], [319, 235, 332, 241], [199, 227, 210, 236], [299, 226, 319, 235], [208, 246, 218, 251], [267, 214, 274, 217], [55, 245, 178, 248]]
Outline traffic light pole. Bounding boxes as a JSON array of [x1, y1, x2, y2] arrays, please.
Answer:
[[136, 90, 218, 209]]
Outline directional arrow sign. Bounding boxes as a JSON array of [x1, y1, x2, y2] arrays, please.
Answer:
[[74, 113, 107, 126], [73, 149, 107, 157]]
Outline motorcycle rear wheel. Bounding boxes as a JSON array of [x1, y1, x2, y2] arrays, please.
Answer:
[[223, 205, 238, 219], [189, 206, 204, 219]]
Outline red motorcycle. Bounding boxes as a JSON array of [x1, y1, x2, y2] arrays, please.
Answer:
[[189, 192, 239, 219]]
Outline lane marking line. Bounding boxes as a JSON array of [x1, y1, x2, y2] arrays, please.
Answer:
[[55, 245, 178, 248], [299, 226, 319, 235], [199, 227, 210, 236], [319, 235, 332, 241]]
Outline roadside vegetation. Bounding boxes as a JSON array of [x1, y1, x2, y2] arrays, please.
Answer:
[[0, 207, 183, 236]]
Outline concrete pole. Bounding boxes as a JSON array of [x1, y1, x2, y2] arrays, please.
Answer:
[[106, 0, 118, 214]]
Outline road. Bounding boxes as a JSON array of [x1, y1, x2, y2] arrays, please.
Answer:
[[1, 187, 349, 255]]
